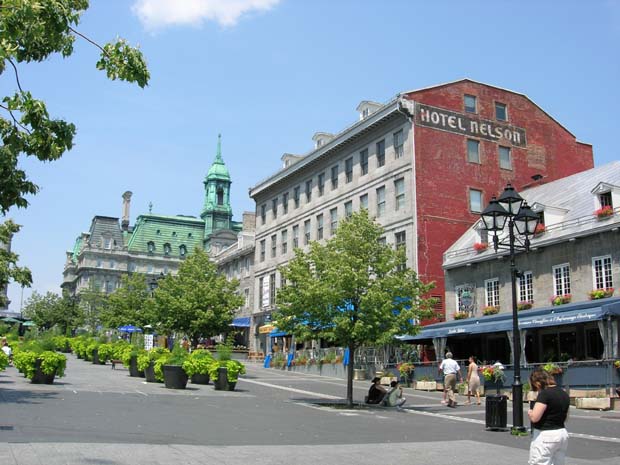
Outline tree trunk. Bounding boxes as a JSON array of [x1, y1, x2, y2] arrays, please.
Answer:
[[346, 343, 356, 407]]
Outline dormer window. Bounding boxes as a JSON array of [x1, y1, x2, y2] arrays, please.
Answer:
[[156, 229, 161, 235], [147, 241, 155, 253], [599, 192, 612, 208], [103, 238, 112, 250], [164, 243, 171, 256], [179, 245, 187, 257]]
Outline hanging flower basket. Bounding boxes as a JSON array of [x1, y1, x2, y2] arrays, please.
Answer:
[[551, 294, 571, 306], [482, 306, 500, 316], [588, 288, 614, 300], [594, 206, 614, 219], [517, 301, 533, 311], [473, 242, 488, 252]]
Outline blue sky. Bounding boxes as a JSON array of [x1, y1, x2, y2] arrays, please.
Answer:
[[4, 0, 620, 311]]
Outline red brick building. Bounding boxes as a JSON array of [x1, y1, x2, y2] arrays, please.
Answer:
[[401, 79, 593, 319]]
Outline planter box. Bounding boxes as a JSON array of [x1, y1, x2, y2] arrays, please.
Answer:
[[415, 381, 437, 391], [31, 359, 56, 384], [214, 367, 236, 391], [191, 373, 210, 385], [575, 397, 610, 410], [144, 362, 159, 383], [162, 365, 188, 389]]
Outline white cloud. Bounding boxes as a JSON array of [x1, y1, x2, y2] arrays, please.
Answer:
[[132, 0, 281, 30]]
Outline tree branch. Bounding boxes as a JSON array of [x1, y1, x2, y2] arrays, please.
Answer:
[[0, 103, 31, 134], [7, 58, 24, 93], [68, 26, 109, 57]]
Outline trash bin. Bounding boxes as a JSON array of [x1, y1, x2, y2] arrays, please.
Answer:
[[353, 368, 367, 380], [485, 394, 508, 430]]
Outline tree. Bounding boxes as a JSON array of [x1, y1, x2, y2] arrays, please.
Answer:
[[101, 273, 154, 330], [0, 1, 150, 297], [153, 249, 244, 346], [77, 280, 108, 331], [0, 220, 31, 307], [56, 290, 84, 335], [22, 291, 62, 330], [274, 210, 437, 407]]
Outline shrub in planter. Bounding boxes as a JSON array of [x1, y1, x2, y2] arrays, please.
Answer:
[[482, 306, 499, 316], [517, 301, 533, 311], [588, 288, 614, 300], [160, 345, 190, 389], [52, 336, 71, 353], [0, 350, 9, 370], [120, 345, 147, 377], [14, 350, 66, 383], [209, 359, 246, 390], [138, 347, 170, 382], [96, 343, 115, 364], [551, 294, 571, 306], [453, 311, 470, 320], [183, 349, 216, 384]]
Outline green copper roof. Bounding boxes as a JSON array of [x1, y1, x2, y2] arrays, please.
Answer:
[[71, 235, 84, 264], [127, 214, 204, 257], [206, 134, 230, 181]]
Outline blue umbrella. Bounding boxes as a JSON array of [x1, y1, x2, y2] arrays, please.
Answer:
[[118, 325, 142, 333]]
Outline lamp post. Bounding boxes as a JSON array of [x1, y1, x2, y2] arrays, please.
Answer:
[[480, 184, 539, 435]]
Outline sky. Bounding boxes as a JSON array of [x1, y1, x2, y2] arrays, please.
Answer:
[[3, 0, 620, 312]]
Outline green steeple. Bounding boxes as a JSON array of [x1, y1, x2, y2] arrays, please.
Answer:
[[201, 134, 233, 248]]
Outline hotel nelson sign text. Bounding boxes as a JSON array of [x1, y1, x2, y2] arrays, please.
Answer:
[[415, 103, 527, 148]]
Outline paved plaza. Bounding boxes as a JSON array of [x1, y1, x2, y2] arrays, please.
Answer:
[[1, 356, 619, 464]]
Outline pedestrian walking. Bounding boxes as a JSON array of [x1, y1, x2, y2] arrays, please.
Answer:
[[465, 355, 481, 405], [528, 368, 570, 465], [438, 352, 462, 408]]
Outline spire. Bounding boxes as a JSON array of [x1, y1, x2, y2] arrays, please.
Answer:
[[206, 133, 230, 181], [215, 133, 223, 163]]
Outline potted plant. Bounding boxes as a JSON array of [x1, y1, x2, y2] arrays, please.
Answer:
[[96, 343, 115, 365], [415, 375, 436, 391], [209, 359, 246, 391], [453, 311, 470, 320], [138, 347, 169, 382], [397, 362, 415, 387], [182, 349, 216, 384], [534, 223, 546, 235], [517, 301, 533, 311], [588, 288, 614, 300], [14, 350, 66, 384], [481, 365, 505, 394], [482, 305, 499, 316], [119, 344, 146, 378], [595, 205, 614, 219], [0, 350, 9, 371], [551, 294, 571, 306], [542, 363, 563, 376], [161, 345, 190, 389], [473, 242, 488, 253]]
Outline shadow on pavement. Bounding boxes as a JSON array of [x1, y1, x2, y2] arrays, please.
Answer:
[[0, 388, 59, 404]]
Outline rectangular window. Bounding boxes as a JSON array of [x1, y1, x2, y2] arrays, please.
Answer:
[[259, 277, 265, 308], [304, 219, 311, 245], [282, 192, 289, 214], [376, 186, 386, 217], [393, 130, 404, 158], [109, 260, 115, 269], [495, 102, 507, 121], [305, 180, 312, 202], [499, 146, 512, 170], [376, 139, 385, 167], [244, 288, 250, 308], [269, 273, 276, 306], [599, 192, 612, 208], [270, 234, 276, 258], [485, 278, 500, 308], [395, 231, 406, 271], [104, 238, 112, 249], [395, 178, 405, 211], [331, 165, 338, 189], [467, 139, 480, 163], [272, 198, 278, 218], [96, 260, 103, 268], [293, 186, 300, 208], [318, 173, 325, 196], [260, 204, 266, 224], [345, 157, 353, 183], [317, 214, 324, 240], [330, 207, 338, 235], [360, 193, 368, 210], [292, 225, 299, 249], [281, 230, 288, 255], [259, 240, 265, 262], [469, 189, 483, 213], [345, 200, 353, 217], [553, 264, 571, 296], [464, 94, 477, 113], [518, 271, 533, 303], [360, 149, 368, 175], [593, 255, 613, 289]]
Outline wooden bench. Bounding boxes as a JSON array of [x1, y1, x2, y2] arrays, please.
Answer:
[[110, 359, 123, 370]]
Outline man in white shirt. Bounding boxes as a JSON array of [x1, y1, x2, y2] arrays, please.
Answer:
[[439, 352, 462, 408]]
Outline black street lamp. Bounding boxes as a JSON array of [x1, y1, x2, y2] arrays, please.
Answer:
[[480, 184, 539, 435]]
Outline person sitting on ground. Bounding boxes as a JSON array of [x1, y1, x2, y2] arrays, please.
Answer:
[[366, 377, 387, 404], [383, 380, 407, 408]]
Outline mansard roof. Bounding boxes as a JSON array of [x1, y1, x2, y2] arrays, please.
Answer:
[[126, 214, 204, 257]]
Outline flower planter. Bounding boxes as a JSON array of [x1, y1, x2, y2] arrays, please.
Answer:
[[214, 367, 236, 391], [162, 365, 188, 389], [31, 359, 56, 385], [128, 355, 145, 378], [191, 373, 210, 385], [144, 362, 159, 383], [92, 349, 105, 365], [575, 397, 610, 410], [415, 380, 436, 391]]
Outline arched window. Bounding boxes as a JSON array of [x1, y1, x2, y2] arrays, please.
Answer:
[[147, 241, 155, 253], [164, 243, 171, 256], [179, 245, 187, 257], [217, 187, 224, 206]]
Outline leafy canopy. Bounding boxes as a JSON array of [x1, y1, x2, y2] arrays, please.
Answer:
[[153, 249, 244, 342], [101, 273, 154, 330]]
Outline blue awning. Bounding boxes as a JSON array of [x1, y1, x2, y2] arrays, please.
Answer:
[[400, 318, 512, 341], [518, 307, 604, 329], [270, 330, 288, 338], [231, 316, 251, 327]]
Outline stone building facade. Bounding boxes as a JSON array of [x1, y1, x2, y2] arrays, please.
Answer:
[[248, 79, 594, 353]]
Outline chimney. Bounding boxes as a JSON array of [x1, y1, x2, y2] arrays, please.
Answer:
[[121, 191, 132, 231], [242, 212, 256, 232]]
